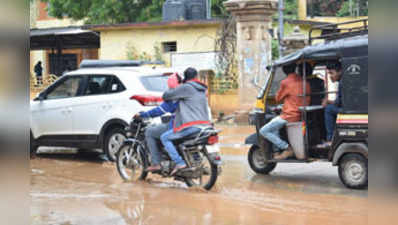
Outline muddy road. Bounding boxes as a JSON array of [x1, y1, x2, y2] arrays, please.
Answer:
[[31, 126, 367, 225]]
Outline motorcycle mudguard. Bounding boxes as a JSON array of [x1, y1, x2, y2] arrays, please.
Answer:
[[245, 133, 259, 146], [123, 138, 136, 145], [122, 139, 149, 164], [207, 152, 222, 165]]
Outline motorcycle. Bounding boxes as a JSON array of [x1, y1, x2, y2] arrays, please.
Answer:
[[116, 117, 222, 190]]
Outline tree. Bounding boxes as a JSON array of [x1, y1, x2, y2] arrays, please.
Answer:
[[337, 0, 368, 17], [211, 0, 229, 18], [39, 0, 231, 24], [307, 0, 344, 17], [40, 0, 165, 24], [284, 0, 298, 19]]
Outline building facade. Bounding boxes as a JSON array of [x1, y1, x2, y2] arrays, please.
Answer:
[[30, 0, 221, 77], [89, 20, 221, 67], [30, 0, 94, 78]]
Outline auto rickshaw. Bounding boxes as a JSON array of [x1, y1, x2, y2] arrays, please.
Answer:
[[246, 20, 368, 189]]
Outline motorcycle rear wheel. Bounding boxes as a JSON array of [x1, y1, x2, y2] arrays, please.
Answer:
[[184, 152, 218, 190], [116, 143, 148, 182]]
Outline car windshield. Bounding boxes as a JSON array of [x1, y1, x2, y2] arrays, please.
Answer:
[[140, 75, 169, 92]]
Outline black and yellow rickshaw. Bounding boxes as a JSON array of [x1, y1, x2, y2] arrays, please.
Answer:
[[245, 21, 368, 189]]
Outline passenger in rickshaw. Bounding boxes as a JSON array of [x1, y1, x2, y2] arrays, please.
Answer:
[[301, 63, 325, 106], [320, 61, 343, 147], [259, 63, 311, 160]]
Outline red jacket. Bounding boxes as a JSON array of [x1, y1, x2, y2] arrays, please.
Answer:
[[276, 73, 311, 122]]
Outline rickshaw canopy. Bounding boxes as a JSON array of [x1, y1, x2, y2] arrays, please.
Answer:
[[271, 34, 368, 68]]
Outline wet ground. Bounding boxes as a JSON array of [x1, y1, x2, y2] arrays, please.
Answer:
[[31, 125, 368, 225]]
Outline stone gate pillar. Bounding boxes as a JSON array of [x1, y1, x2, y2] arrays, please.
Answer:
[[224, 0, 278, 109]]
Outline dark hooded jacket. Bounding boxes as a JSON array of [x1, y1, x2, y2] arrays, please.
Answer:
[[162, 79, 211, 132]]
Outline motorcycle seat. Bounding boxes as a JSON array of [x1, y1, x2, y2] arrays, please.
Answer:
[[184, 132, 200, 140], [173, 127, 216, 146], [173, 132, 200, 145]]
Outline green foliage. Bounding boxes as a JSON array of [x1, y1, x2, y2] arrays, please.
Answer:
[[337, 0, 368, 17], [284, 0, 298, 20], [153, 42, 163, 61], [137, 0, 164, 22], [126, 42, 139, 60], [40, 0, 165, 24], [272, 0, 298, 20], [211, 0, 229, 18], [39, 0, 230, 24], [272, 39, 280, 60], [126, 42, 164, 62], [308, 0, 368, 17], [336, 1, 351, 17]]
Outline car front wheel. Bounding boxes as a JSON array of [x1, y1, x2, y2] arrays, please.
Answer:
[[104, 127, 126, 162]]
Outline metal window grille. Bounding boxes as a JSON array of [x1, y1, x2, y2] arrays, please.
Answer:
[[162, 41, 177, 53]]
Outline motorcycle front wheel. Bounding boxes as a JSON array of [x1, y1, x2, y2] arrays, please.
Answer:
[[184, 151, 218, 190], [116, 143, 148, 182]]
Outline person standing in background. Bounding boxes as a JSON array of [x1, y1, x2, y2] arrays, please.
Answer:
[[34, 61, 43, 86]]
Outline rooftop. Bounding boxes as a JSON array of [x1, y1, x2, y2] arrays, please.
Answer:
[[84, 19, 223, 31]]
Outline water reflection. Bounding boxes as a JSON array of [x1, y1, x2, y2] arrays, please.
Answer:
[[31, 140, 367, 225]]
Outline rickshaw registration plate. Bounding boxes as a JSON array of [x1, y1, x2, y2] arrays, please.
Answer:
[[206, 145, 220, 153]]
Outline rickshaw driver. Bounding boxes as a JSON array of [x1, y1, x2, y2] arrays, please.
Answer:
[[321, 61, 343, 147], [259, 63, 311, 160]]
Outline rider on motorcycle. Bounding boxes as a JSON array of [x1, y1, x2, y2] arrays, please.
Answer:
[[161, 67, 211, 175], [134, 73, 181, 172]]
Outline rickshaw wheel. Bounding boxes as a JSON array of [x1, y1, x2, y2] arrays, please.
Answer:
[[248, 145, 277, 175], [338, 153, 368, 189]]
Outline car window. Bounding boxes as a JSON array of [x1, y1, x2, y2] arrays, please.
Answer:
[[109, 76, 126, 93], [140, 75, 169, 92], [85, 76, 113, 95], [46, 76, 83, 100]]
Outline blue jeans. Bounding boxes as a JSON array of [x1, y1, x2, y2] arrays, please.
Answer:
[[145, 123, 169, 166], [160, 127, 201, 166], [259, 116, 289, 150], [325, 104, 341, 141]]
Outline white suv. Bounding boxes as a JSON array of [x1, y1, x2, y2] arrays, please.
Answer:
[[30, 62, 176, 161]]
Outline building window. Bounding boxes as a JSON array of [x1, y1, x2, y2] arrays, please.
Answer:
[[162, 42, 177, 53]]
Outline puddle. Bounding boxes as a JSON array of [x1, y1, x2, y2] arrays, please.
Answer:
[[30, 125, 367, 225]]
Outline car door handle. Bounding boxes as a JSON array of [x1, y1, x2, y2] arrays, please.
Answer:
[[67, 107, 72, 113]]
